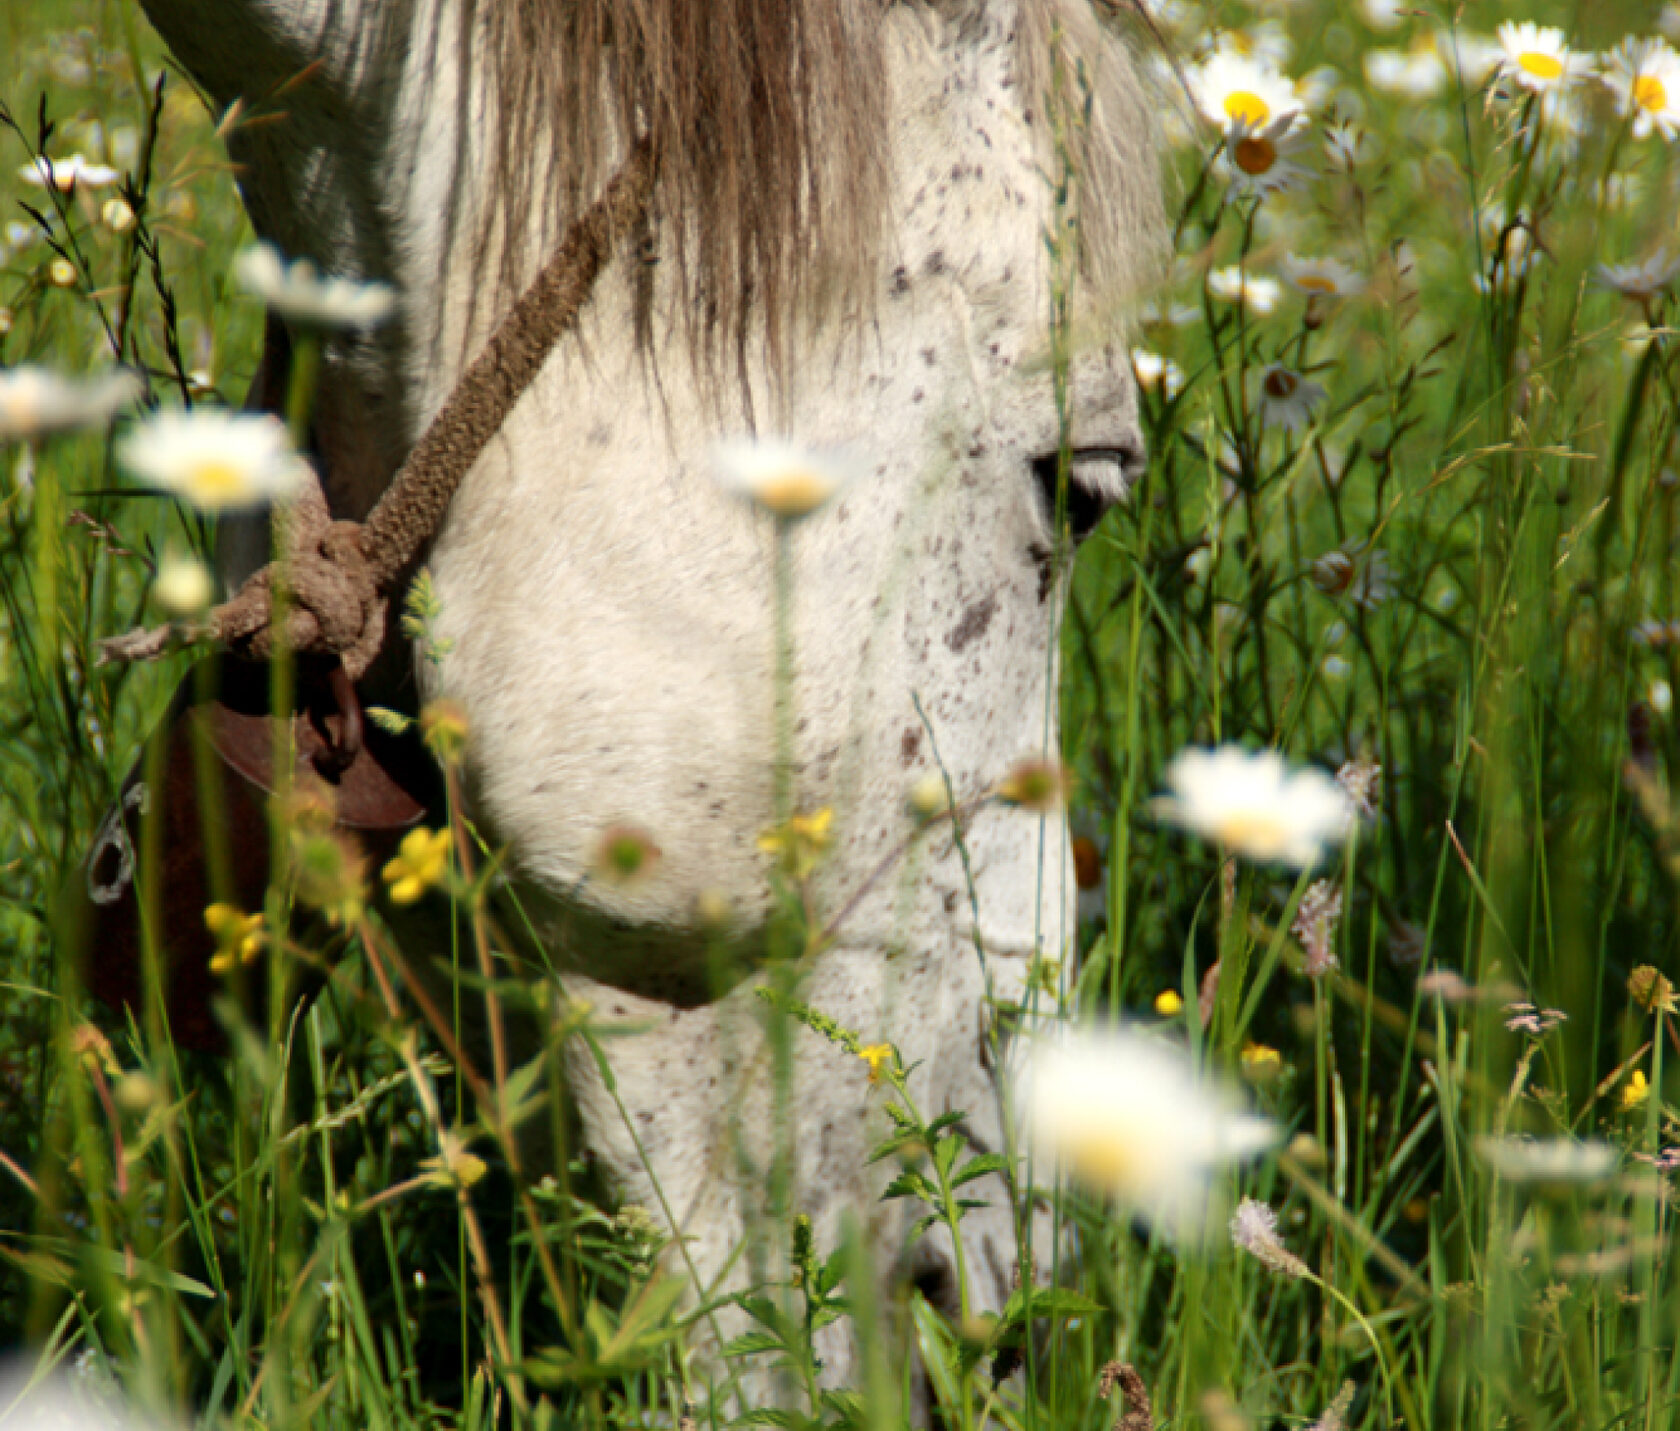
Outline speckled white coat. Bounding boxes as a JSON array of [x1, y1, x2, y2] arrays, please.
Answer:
[[138, 0, 1157, 1385]]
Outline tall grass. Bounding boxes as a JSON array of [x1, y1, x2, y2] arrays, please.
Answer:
[[1, 0, 1678, 1428]]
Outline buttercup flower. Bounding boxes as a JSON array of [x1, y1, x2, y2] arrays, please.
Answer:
[[206, 903, 265, 974], [858, 1044, 894, 1083], [18, 152, 120, 190], [1207, 266, 1282, 315], [1154, 745, 1355, 867], [1601, 39, 1680, 139], [1595, 252, 1680, 301], [1496, 22, 1579, 94], [235, 242, 397, 328], [1193, 51, 1301, 133], [0, 365, 141, 444], [1621, 1069, 1651, 1111], [1240, 1041, 1283, 1081], [1282, 254, 1366, 300], [118, 409, 304, 512], [757, 806, 834, 880], [382, 826, 453, 905], [1254, 364, 1326, 432], [1025, 1025, 1277, 1238], [1154, 988, 1185, 1017], [713, 436, 860, 520]]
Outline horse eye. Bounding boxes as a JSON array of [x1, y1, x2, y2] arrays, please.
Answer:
[[1030, 448, 1126, 543]]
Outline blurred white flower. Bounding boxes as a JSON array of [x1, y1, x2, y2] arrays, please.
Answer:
[[1496, 22, 1580, 94], [0, 1356, 181, 1431], [1024, 1025, 1278, 1239], [0, 365, 142, 443], [1651, 679, 1674, 715], [1601, 39, 1680, 139], [18, 152, 120, 190], [1154, 745, 1355, 867], [1222, 113, 1310, 199], [48, 258, 78, 289], [154, 553, 214, 616], [1438, 30, 1507, 85], [1365, 44, 1448, 99], [1230, 1198, 1309, 1276], [1595, 251, 1680, 300], [1254, 364, 1326, 432], [118, 410, 304, 512], [1194, 51, 1301, 133], [101, 197, 136, 233], [1357, 0, 1403, 30], [1282, 254, 1366, 299], [235, 243, 396, 329], [1476, 1136, 1617, 1183], [1131, 348, 1186, 398], [713, 436, 861, 519], [1207, 266, 1282, 315]]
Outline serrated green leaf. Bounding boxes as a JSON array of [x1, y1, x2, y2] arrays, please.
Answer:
[[722, 1331, 786, 1359], [950, 1151, 1011, 1188]]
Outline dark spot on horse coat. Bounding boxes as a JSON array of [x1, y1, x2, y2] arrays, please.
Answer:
[[945, 593, 998, 653], [900, 726, 922, 767]]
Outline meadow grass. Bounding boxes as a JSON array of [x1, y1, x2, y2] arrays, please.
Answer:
[[1, 0, 1679, 1427]]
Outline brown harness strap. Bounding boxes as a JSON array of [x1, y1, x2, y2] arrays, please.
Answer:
[[100, 139, 655, 680]]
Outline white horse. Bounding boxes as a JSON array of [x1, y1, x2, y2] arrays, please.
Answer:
[[136, 0, 1162, 1386]]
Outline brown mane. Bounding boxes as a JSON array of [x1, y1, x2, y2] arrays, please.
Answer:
[[435, 0, 1162, 372]]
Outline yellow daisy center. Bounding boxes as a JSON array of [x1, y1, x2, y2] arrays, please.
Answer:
[[759, 470, 832, 517], [1634, 74, 1668, 112], [1233, 136, 1278, 175], [1294, 274, 1338, 294], [185, 459, 251, 503], [1222, 91, 1271, 127], [1061, 1126, 1146, 1190], [1517, 51, 1564, 82], [1212, 810, 1291, 857]]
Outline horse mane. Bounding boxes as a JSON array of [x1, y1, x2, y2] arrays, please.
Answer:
[[435, 0, 1162, 375]]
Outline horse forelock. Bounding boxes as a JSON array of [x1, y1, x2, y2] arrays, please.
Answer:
[[449, 0, 1163, 370]]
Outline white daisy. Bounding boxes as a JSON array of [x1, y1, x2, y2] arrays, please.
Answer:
[[1023, 1025, 1278, 1239], [0, 366, 142, 444], [1193, 51, 1302, 133], [1357, 0, 1403, 31], [1438, 31, 1508, 85], [712, 436, 861, 520], [1281, 254, 1366, 299], [235, 243, 397, 329], [1496, 22, 1581, 93], [1601, 39, 1680, 139], [17, 152, 121, 190], [1254, 364, 1327, 433], [1154, 745, 1355, 867], [1131, 349, 1186, 399], [1476, 1136, 1617, 1184], [118, 409, 305, 512], [1222, 113, 1310, 199], [1207, 266, 1283, 315], [1595, 251, 1680, 300], [1365, 43, 1448, 99]]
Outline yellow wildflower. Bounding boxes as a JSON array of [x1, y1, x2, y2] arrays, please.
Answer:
[[382, 827, 452, 905], [421, 1131, 488, 1190], [1622, 1070, 1651, 1112], [1154, 988, 1184, 1017], [757, 806, 834, 881], [206, 902, 265, 974], [1240, 1041, 1283, 1082], [859, 1043, 894, 1084]]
